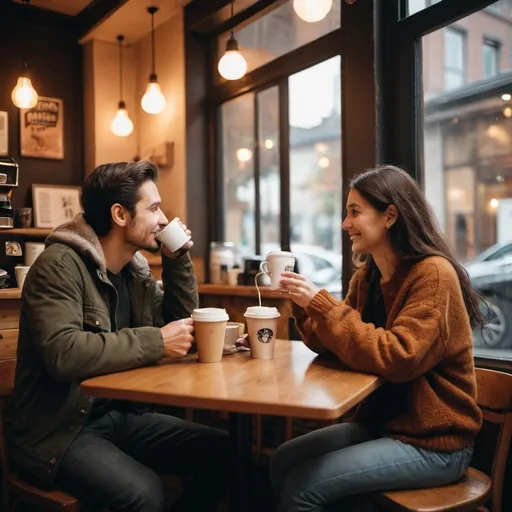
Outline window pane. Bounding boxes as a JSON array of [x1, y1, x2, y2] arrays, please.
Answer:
[[288, 56, 342, 298], [483, 40, 500, 79], [217, 0, 341, 80], [222, 93, 255, 254], [407, 0, 442, 17], [422, 5, 512, 361], [258, 87, 280, 247]]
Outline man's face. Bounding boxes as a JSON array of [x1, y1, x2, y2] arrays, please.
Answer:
[[124, 180, 168, 252]]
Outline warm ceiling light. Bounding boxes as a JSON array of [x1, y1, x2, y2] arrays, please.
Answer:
[[236, 148, 252, 162], [293, 0, 333, 22], [490, 198, 499, 209], [218, 1, 247, 80], [111, 35, 133, 137], [264, 139, 274, 149], [12, 0, 38, 109], [504, 107, 512, 118], [502, 93, 511, 101], [141, 6, 166, 114]]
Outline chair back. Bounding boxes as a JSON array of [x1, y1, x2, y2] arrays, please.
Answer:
[[474, 367, 512, 512], [0, 358, 16, 512]]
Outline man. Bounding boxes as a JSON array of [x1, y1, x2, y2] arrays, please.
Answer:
[[5, 161, 229, 511]]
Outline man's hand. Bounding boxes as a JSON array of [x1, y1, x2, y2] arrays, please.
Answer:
[[161, 318, 194, 358], [161, 220, 194, 259]]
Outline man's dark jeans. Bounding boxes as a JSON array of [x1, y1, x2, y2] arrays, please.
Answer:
[[55, 409, 229, 511]]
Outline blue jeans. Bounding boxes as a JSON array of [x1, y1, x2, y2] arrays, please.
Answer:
[[270, 422, 473, 512], [55, 409, 229, 512]]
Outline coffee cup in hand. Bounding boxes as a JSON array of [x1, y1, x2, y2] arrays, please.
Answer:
[[155, 217, 191, 253], [260, 251, 295, 289]]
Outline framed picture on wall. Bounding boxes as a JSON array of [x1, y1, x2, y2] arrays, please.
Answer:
[[20, 97, 64, 160], [32, 184, 81, 228]]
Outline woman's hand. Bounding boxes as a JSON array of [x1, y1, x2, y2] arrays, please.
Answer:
[[278, 272, 320, 308]]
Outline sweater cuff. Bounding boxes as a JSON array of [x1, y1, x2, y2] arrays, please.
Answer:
[[306, 289, 340, 321]]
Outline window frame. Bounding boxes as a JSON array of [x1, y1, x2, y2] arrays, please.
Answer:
[[482, 36, 501, 78], [379, 0, 511, 368]]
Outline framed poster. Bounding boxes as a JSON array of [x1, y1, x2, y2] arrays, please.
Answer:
[[32, 184, 81, 228], [20, 97, 64, 160]]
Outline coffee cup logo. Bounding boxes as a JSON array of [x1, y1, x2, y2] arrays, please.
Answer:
[[257, 328, 274, 344], [284, 265, 294, 272]]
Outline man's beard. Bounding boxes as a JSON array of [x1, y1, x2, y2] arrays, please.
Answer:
[[125, 231, 162, 254]]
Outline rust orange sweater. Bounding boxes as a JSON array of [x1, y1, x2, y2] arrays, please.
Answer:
[[293, 256, 482, 452]]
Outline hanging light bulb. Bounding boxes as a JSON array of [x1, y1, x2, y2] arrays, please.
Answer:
[[111, 102, 134, 137], [12, 75, 38, 109], [141, 6, 166, 114], [218, 1, 247, 81], [110, 35, 133, 137], [12, 0, 38, 109], [111, 35, 134, 137], [293, 0, 333, 22]]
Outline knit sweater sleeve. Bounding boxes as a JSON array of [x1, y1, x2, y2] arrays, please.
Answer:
[[292, 270, 361, 355], [305, 265, 448, 382]]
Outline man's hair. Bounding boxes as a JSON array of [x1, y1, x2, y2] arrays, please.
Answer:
[[81, 161, 158, 237]]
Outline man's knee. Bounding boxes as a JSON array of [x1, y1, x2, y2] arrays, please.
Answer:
[[120, 474, 165, 512]]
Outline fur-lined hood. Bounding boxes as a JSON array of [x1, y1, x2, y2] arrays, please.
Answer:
[[45, 213, 150, 276]]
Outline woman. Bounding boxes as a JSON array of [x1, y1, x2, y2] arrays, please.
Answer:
[[271, 165, 483, 512]]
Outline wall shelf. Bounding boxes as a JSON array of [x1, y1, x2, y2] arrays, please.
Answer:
[[0, 228, 52, 237]]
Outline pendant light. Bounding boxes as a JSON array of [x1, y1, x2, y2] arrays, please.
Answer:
[[218, 1, 247, 81], [111, 35, 134, 137], [11, 0, 38, 109], [141, 6, 166, 115], [293, 0, 333, 22]]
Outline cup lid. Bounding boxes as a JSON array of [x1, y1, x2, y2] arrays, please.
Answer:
[[191, 308, 229, 322], [244, 306, 281, 319], [267, 250, 294, 259]]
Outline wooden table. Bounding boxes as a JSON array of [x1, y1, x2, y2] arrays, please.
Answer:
[[81, 340, 382, 511]]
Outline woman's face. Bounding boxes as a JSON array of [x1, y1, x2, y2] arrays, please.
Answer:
[[342, 189, 392, 255]]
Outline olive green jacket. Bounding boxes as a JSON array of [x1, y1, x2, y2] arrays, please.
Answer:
[[4, 214, 198, 487]]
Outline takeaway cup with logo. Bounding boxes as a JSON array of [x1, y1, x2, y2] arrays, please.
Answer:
[[191, 308, 229, 363], [155, 217, 191, 253], [259, 251, 296, 289], [244, 306, 281, 360]]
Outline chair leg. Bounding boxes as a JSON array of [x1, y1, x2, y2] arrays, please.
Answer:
[[10, 497, 21, 512]]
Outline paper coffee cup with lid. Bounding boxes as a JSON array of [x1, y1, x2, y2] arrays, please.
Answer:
[[155, 217, 191, 253], [191, 308, 229, 363], [244, 306, 281, 359]]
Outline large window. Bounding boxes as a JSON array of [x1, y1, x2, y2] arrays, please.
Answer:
[[422, 4, 512, 361], [220, 57, 342, 293]]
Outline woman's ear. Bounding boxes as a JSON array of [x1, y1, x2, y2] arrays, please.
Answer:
[[385, 204, 398, 229]]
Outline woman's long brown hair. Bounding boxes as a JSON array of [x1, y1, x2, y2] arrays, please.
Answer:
[[350, 165, 484, 329]]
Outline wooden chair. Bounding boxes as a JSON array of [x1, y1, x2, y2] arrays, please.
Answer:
[[374, 367, 512, 512], [0, 358, 80, 511]]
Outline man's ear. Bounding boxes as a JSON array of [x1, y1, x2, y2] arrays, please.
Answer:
[[385, 204, 398, 229], [111, 203, 129, 228]]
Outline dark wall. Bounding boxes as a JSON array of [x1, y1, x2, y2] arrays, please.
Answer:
[[0, 16, 83, 211]]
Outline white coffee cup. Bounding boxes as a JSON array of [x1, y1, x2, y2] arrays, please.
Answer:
[[191, 308, 229, 363], [15, 265, 30, 290], [155, 217, 191, 253], [259, 251, 295, 289], [244, 306, 281, 360], [25, 242, 45, 266]]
